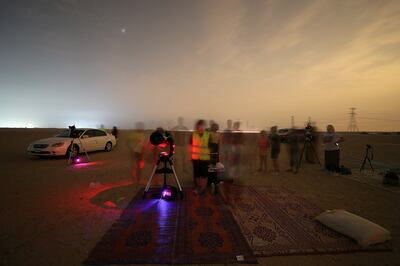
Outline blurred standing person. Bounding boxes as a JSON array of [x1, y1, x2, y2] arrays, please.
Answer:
[[208, 122, 221, 194], [322, 125, 344, 172], [269, 126, 281, 174], [190, 120, 210, 195], [129, 122, 146, 184], [305, 123, 319, 163], [257, 130, 269, 173], [111, 126, 119, 140], [231, 121, 243, 179], [287, 128, 300, 173], [221, 119, 233, 176], [172, 117, 189, 174], [208, 119, 215, 131]]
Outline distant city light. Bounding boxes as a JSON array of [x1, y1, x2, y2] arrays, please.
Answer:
[[0, 120, 36, 128]]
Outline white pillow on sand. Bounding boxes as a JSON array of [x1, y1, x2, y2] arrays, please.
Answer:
[[315, 209, 391, 248]]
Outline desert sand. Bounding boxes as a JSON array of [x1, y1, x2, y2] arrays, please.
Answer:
[[0, 128, 399, 266]]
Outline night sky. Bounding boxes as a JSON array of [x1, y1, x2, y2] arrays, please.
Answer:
[[1, 0, 399, 130]]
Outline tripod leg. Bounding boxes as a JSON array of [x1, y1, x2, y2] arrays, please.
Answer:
[[144, 164, 158, 197], [67, 140, 75, 165], [367, 158, 374, 172], [67, 146, 72, 164], [310, 143, 321, 166], [297, 143, 306, 169], [170, 165, 184, 199], [77, 138, 91, 162], [360, 156, 367, 172]]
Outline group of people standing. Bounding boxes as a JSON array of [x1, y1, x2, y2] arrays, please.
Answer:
[[256, 126, 282, 174], [128, 117, 344, 196], [256, 124, 344, 174], [189, 119, 243, 195]]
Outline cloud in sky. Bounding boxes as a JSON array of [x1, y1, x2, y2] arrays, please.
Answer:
[[0, 0, 399, 130]]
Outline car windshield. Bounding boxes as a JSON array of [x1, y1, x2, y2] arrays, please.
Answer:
[[55, 129, 85, 138], [55, 130, 70, 137]]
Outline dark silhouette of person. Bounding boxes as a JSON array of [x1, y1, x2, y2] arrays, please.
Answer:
[[257, 130, 269, 173], [287, 128, 300, 173], [112, 126, 119, 139], [208, 122, 221, 194], [269, 126, 281, 174], [230, 121, 243, 179]]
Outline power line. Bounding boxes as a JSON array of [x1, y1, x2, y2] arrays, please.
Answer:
[[358, 117, 400, 122]]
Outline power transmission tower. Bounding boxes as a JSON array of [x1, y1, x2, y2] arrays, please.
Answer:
[[291, 115, 295, 128], [347, 107, 359, 132]]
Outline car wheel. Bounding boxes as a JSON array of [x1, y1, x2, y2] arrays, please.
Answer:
[[105, 141, 112, 152]]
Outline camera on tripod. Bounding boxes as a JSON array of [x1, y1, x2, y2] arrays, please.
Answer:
[[304, 124, 314, 141], [360, 144, 374, 172], [297, 123, 322, 169]]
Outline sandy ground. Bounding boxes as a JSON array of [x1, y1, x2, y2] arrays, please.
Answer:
[[0, 128, 399, 266]]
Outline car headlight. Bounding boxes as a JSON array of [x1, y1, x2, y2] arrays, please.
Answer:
[[51, 142, 65, 147]]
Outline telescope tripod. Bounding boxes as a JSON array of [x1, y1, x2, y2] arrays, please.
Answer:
[[297, 138, 321, 169], [143, 153, 184, 199], [67, 137, 90, 165], [360, 145, 374, 172]]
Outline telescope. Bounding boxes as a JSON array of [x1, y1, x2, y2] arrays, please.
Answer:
[[144, 128, 183, 200], [149, 128, 175, 159]]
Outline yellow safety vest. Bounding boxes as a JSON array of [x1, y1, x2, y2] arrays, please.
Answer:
[[191, 131, 210, 160]]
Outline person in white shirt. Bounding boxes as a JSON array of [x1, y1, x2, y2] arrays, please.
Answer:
[[322, 124, 344, 172]]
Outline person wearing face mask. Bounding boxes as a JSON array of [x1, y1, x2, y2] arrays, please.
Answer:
[[190, 119, 210, 195]]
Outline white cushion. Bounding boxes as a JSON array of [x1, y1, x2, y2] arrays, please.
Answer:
[[315, 209, 391, 247]]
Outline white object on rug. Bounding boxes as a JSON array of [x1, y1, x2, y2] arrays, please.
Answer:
[[315, 209, 391, 248]]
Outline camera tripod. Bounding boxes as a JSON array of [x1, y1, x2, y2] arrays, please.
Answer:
[[67, 136, 90, 165], [360, 144, 374, 172], [143, 152, 184, 199], [297, 138, 321, 169]]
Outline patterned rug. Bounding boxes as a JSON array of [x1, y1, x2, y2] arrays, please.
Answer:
[[224, 185, 391, 256], [84, 188, 257, 264]]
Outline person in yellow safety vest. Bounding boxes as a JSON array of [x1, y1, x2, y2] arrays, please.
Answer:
[[190, 119, 210, 195]]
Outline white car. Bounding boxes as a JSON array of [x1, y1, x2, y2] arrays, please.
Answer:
[[27, 128, 117, 157]]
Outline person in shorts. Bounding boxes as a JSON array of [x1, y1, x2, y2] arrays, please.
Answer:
[[190, 120, 210, 195]]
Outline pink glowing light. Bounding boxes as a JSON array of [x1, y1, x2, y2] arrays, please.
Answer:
[[162, 189, 172, 198]]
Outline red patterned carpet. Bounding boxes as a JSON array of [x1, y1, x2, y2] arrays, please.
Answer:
[[84, 188, 257, 264], [225, 185, 391, 256]]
